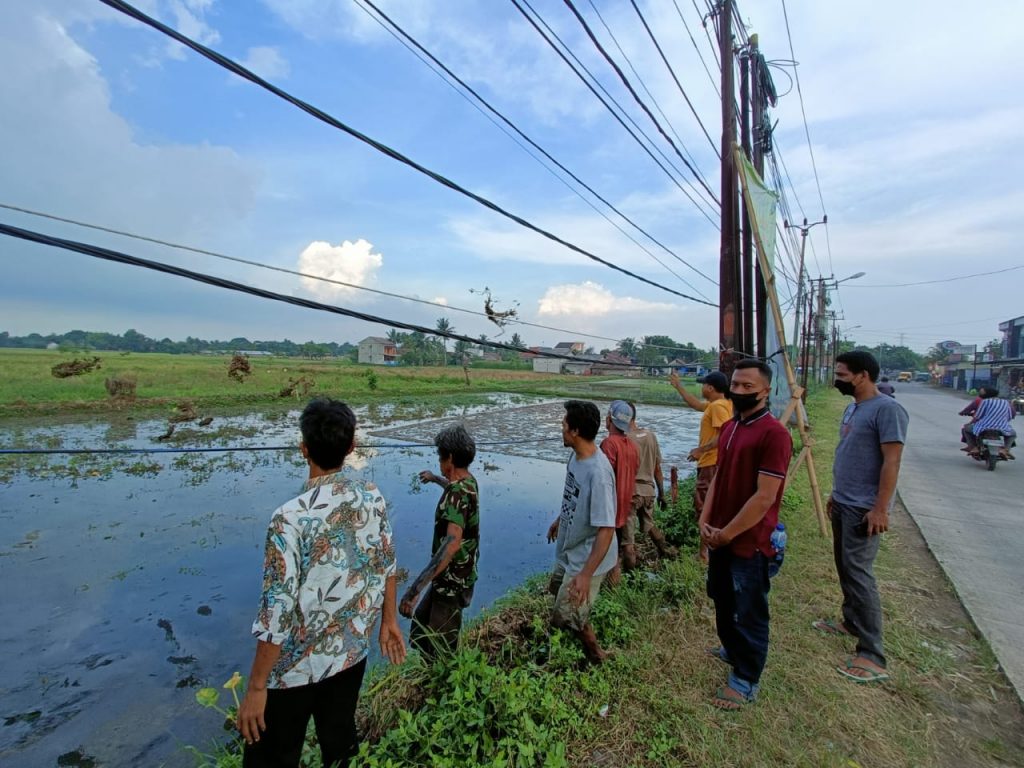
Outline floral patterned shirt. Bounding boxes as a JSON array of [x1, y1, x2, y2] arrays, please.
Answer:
[[252, 472, 396, 689]]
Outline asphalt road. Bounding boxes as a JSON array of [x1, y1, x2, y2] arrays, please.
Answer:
[[892, 382, 1024, 700]]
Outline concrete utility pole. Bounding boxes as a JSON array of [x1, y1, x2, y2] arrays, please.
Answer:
[[784, 216, 827, 367], [750, 33, 769, 358], [814, 276, 828, 383], [739, 43, 753, 359], [718, 0, 740, 376]]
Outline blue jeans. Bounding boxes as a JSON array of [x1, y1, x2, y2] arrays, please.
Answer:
[[707, 549, 771, 695]]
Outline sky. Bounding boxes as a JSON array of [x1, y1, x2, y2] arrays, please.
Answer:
[[1, 0, 1021, 354]]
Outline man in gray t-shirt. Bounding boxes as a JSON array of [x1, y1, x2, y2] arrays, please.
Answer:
[[546, 400, 618, 664], [815, 352, 909, 685]]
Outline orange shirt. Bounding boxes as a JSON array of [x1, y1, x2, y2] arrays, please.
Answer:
[[698, 398, 734, 468], [600, 433, 639, 528]]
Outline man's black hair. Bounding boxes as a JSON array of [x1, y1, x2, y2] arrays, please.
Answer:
[[435, 424, 476, 468], [564, 400, 601, 442], [835, 350, 880, 382], [980, 387, 998, 399], [734, 358, 773, 384], [300, 398, 356, 470]]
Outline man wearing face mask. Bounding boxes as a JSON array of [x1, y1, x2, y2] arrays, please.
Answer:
[[700, 360, 793, 709], [815, 351, 908, 684]]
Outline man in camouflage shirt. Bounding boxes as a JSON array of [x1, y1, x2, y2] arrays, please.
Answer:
[[400, 424, 480, 659]]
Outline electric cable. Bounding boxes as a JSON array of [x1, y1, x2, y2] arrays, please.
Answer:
[[354, 0, 715, 293], [0, 202, 715, 353], [508, 0, 721, 226], [846, 265, 1024, 288], [585, 0, 710, 183], [561, 0, 721, 197], [627, 0, 719, 158], [672, 0, 719, 96], [780, 0, 833, 275], [98, 0, 713, 306], [0, 222, 718, 366]]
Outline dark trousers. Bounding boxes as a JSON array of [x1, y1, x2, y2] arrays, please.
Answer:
[[410, 586, 467, 661], [707, 549, 771, 687], [242, 657, 367, 768], [831, 501, 886, 667]]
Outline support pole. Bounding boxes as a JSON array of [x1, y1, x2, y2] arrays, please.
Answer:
[[719, 0, 740, 375], [740, 47, 754, 360]]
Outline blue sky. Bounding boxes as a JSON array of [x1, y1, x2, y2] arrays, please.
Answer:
[[1, 0, 1021, 353]]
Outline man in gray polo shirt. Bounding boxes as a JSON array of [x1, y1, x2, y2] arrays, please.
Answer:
[[815, 351, 908, 684]]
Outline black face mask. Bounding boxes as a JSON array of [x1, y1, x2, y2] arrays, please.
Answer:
[[729, 390, 763, 412], [834, 379, 856, 397]]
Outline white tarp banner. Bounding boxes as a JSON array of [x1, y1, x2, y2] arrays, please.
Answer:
[[736, 150, 793, 417]]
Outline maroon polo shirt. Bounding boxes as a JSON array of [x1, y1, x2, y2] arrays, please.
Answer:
[[707, 407, 793, 558]]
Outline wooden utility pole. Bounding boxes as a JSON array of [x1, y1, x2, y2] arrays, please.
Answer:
[[719, 0, 740, 375], [739, 45, 753, 359], [749, 34, 768, 358]]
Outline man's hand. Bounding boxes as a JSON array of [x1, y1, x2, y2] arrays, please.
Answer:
[[418, 470, 437, 485], [379, 620, 407, 664], [567, 572, 592, 606], [863, 508, 889, 537], [686, 446, 702, 462], [546, 518, 560, 543], [700, 523, 732, 549], [398, 591, 417, 618], [669, 371, 681, 388], [238, 687, 268, 745], [657, 493, 667, 511]]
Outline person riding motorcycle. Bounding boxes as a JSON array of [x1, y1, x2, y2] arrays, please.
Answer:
[[963, 388, 1016, 460]]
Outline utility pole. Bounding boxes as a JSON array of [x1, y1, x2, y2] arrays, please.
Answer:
[[750, 33, 768, 358], [718, 0, 740, 376], [739, 43, 753, 359], [784, 216, 826, 367], [800, 279, 814, 394], [814, 276, 828, 383]]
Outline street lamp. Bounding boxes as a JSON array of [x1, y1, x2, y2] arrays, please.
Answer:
[[836, 271, 866, 284]]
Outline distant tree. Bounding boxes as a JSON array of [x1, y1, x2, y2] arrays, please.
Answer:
[[510, 332, 525, 349], [617, 337, 637, 357], [435, 317, 453, 366]]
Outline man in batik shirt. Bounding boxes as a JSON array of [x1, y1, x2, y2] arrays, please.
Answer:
[[238, 398, 405, 768], [401, 424, 480, 659]]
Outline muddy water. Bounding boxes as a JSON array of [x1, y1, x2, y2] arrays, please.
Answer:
[[0, 395, 700, 767]]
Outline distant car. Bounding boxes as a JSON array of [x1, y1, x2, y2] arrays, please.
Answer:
[[897, 371, 913, 382], [914, 372, 930, 383]]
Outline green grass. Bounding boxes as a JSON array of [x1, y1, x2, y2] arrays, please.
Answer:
[[0, 349, 699, 418]]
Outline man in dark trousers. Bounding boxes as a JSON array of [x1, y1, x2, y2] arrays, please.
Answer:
[[815, 351, 908, 683], [401, 424, 481, 660], [238, 398, 406, 767], [700, 360, 793, 709]]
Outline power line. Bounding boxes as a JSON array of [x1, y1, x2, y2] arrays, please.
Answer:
[[0, 222, 718, 365], [846, 264, 1024, 288], [354, 0, 714, 294], [779, 0, 834, 275], [0, 202, 712, 353], [585, 0, 710, 184], [672, 0, 720, 98], [627, 0, 719, 159], [98, 0, 714, 308], [693, 0, 720, 70], [508, 0, 721, 226], [560, 0, 720, 199]]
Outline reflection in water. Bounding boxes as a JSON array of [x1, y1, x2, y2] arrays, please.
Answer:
[[0, 394, 700, 767]]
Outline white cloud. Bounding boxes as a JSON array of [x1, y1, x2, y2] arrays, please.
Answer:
[[538, 281, 675, 317], [297, 239, 383, 299], [432, 296, 448, 306], [236, 45, 290, 81]]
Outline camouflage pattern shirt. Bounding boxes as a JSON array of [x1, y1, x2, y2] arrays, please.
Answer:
[[431, 475, 480, 600]]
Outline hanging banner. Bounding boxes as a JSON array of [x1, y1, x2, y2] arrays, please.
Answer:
[[735, 149, 792, 418]]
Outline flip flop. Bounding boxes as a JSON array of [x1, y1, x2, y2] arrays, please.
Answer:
[[812, 619, 854, 637], [712, 685, 750, 710], [836, 656, 889, 683]]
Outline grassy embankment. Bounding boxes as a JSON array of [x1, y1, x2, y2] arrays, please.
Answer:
[[190, 388, 1024, 768], [0, 349, 686, 419]]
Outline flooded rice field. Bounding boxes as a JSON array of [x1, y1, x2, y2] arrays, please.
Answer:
[[0, 394, 700, 767]]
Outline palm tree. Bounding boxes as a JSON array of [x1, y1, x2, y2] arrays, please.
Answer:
[[435, 317, 453, 366], [510, 332, 525, 349], [617, 337, 637, 358]]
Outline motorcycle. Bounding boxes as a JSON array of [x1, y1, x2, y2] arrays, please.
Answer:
[[1011, 387, 1024, 416], [969, 429, 1016, 472]]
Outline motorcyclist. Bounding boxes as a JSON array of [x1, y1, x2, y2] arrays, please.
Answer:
[[877, 376, 896, 397], [963, 388, 1016, 460]]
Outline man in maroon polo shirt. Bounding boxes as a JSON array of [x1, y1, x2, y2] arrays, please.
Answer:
[[700, 359, 793, 710]]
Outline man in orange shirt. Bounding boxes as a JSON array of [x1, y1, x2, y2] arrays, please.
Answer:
[[669, 370, 734, 529]]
